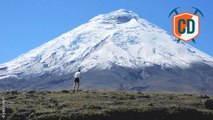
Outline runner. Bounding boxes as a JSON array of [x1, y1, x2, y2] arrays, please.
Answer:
[[73, 70, 81, 92]]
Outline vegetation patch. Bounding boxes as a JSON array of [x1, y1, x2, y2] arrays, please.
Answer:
[[0, 90, 213, 120]]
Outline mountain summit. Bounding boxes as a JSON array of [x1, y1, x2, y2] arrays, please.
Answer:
[[0, 9, 213, 94]]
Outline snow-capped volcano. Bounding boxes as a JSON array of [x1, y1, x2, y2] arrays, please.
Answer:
[[0, 9, 213, 94]]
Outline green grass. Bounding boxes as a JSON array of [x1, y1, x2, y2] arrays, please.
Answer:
[[0, 90, 213, 120]]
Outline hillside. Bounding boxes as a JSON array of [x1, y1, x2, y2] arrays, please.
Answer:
[[1, 90, 213, 120]]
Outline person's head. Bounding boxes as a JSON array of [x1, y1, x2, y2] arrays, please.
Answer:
[[78, 69, 81, 72]]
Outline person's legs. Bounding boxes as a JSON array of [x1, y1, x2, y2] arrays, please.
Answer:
[[73, 78, 80, 92], [73, 82, 77, 91], [77, 82, 80, 91]]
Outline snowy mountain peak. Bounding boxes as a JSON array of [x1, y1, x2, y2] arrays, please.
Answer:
[[0, 9, 213, 89], [0, 9, 213, 94], [89, 9, 139, 24]]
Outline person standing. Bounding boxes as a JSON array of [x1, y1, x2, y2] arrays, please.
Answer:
[[73, 70, 81, 92]]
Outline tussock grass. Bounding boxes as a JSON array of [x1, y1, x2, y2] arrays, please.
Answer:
[[0, 90, 213, 120]]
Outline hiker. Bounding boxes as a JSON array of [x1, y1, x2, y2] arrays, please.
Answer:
[[73, 69, 81, 92]]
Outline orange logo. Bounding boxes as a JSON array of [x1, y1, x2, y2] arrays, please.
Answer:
[[169, 7, 204, 43]]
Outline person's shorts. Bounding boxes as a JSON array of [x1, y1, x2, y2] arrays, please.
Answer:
[[74, 78, 80, 83]]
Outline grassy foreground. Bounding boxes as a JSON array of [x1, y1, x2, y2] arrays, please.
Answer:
[[0, 90, 213, 120]]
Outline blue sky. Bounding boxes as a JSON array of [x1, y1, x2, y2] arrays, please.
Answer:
[[0, 0, 212, 64]]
